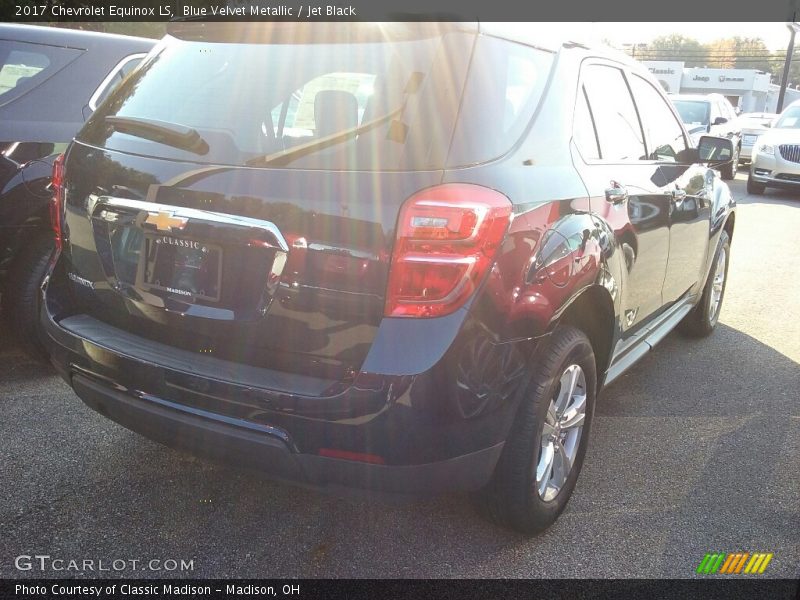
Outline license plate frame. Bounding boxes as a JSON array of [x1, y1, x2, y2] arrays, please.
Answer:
[[137, 234, 223, 303]]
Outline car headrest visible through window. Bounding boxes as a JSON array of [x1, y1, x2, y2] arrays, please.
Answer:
[[314, 90, 359, 138]]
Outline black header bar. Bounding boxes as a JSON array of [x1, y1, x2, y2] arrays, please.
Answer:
[[1, 0, 799, 22], [3, 579, 800, 600]]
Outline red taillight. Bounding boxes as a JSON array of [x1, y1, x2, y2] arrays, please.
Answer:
[[385, 184, 512, 318], [318, 448, 386, 465], [50, 153, 66, 251]]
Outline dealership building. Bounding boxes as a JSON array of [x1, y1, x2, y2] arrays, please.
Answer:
[[642, 60, 800, 113]]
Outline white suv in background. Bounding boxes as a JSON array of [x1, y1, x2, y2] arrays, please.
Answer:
[[671, 93, 742, 179], [748, 99, 800, 194]]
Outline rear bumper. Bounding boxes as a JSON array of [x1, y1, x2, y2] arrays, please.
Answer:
[[70, 373, 504, 496], [41, 261, 517, 495]]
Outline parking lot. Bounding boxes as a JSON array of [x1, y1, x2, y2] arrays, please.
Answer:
[[1, 174, 798, 579]]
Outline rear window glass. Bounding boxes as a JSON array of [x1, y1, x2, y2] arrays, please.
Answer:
[[269, 71, 376, 139], [81, 30, 476, 171], [0, 40, 81, 102]]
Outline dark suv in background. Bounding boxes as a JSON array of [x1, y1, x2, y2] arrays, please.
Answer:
[[671, 93, 742, 179], [0, 24, 153, 358], [42, 23, 735, 533]]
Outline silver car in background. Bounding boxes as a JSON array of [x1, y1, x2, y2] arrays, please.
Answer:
[[738, 112, 776, 164], [748, 100, 800, 195]]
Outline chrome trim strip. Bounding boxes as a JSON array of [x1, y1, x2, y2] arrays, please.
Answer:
[[138, 389, 298, 452], [778, 144, 800, 164], [750, 174, 800, 185], [306, 242, 378, 261], [644, 302, 694, 348], [94, 196, 289, 252], [605, 297, 694, 387], [88, 53, 148, 111]]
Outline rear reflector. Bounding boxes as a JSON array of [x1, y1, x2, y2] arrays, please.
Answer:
[[384, 184, 512, 318], [50, 153, 66, 251], [318, 448, 386, 465]]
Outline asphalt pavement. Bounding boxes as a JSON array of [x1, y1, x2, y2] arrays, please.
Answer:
[[1, 173, 798, 579]]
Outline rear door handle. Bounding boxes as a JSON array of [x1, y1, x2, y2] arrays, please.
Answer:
[[605, 185, 628, 205]]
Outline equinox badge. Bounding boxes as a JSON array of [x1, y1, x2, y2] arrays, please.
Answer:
[[145, 210, 188, 232]]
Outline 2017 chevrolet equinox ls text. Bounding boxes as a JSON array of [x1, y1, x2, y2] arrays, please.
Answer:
[[41, 23, 736, 534]]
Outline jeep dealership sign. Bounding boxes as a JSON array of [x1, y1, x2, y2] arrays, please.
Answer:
[[641, 61, 773, 111], [682, 67, 770, 92]]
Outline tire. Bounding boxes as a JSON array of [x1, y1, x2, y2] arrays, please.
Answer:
[[478, 325, 596, 535], [720, 146, 739, 180], [678, 230, 730, 338], [2, 233, 55, 362], [747, 173, 766, 195]]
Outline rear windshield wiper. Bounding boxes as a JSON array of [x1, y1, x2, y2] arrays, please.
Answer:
[[105, 116, 209, 155], [245, 106, 403, 168]]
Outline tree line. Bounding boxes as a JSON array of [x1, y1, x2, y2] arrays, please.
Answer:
[[623, 34, 800, 87]]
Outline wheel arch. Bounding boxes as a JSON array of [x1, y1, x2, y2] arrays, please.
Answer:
[[551, 284, 616, 386], [723, 210, 735, 241]]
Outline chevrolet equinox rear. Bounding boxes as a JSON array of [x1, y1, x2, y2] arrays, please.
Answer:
[[42, 23, 736, 534]]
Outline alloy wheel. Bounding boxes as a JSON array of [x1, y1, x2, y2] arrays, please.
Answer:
[[709, 246, 727, 322], [535, 364, 587, 501]]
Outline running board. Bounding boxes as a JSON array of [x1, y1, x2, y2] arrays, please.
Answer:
[[604, 301, 695, 387]]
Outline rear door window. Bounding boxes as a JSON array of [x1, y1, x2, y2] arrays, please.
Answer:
[[0, 40, 82, 105], [581, 64, 646, 161], [629, 75, 687, 162], [573, 86, 600, 160], [447, 36, 554, 166]]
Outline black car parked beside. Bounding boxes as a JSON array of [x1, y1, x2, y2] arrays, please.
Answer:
[[0, 24, 153, 358]]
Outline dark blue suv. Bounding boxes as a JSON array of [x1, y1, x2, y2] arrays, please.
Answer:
[[41, 23, 735, 533]]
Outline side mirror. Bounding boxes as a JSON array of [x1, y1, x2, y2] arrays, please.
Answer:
[[697, 135, 734, 164], [713, 117, 728, 125], [675, 147, 700, 164]]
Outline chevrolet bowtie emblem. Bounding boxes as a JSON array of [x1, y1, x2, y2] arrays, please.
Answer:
[[145, 210, 188, 232]]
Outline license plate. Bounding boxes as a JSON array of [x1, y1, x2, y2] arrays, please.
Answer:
[[743, 134, 758, 145], [140, 234, 222, 302]]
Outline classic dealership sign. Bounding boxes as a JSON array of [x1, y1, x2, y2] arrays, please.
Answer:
[[643, 61, 684, 92]]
